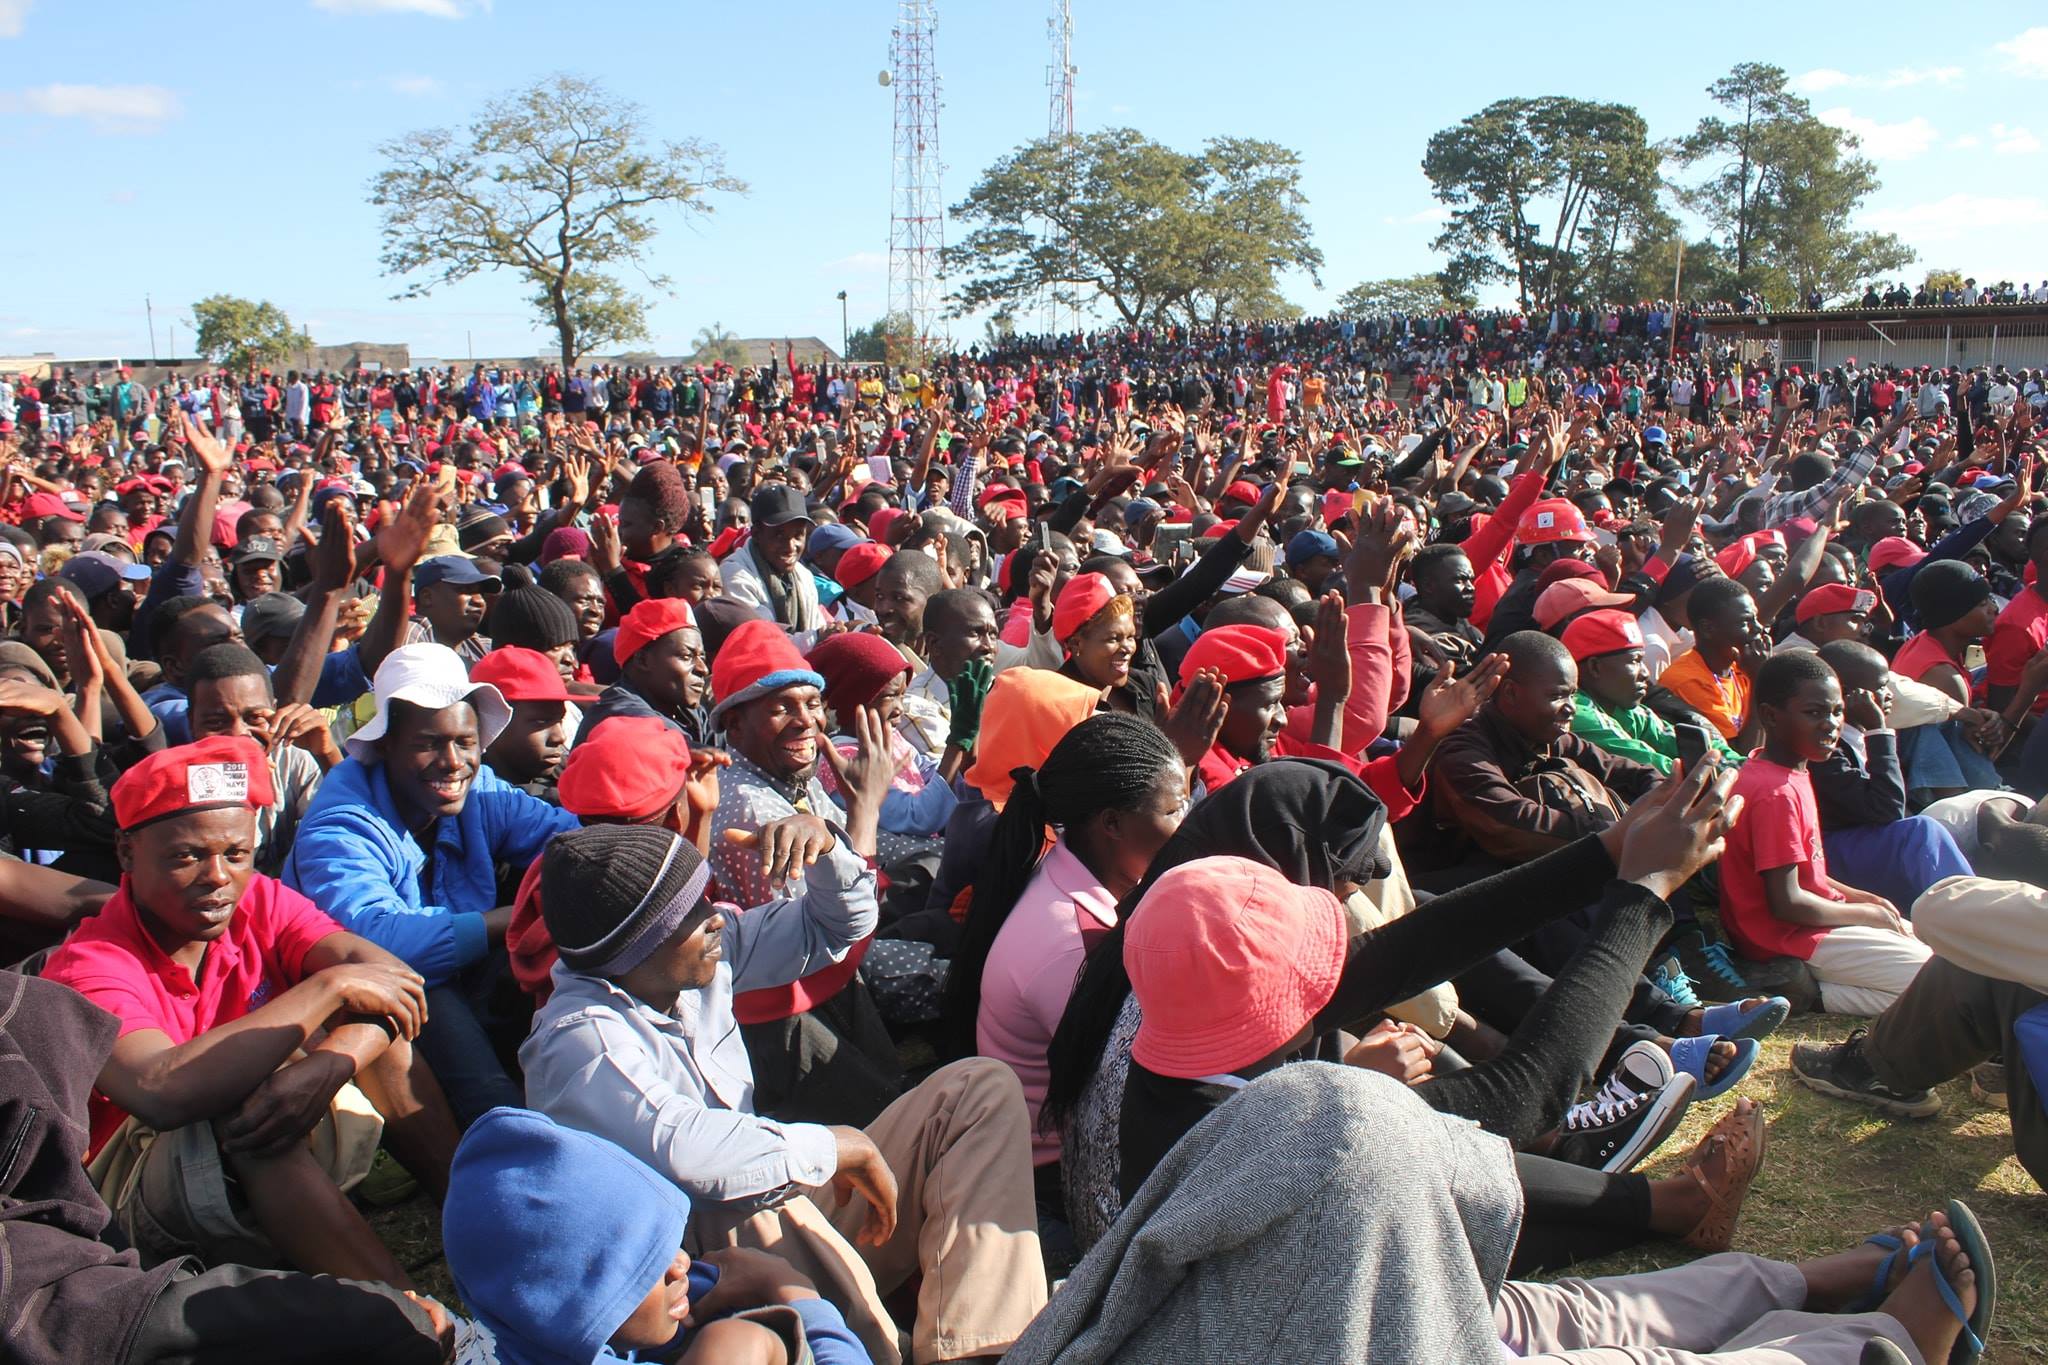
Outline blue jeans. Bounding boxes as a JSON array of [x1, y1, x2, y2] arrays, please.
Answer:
[[2005, 715, 2048, 799], [1822, 816, 1973, 915], [1898, 719, 2002, 796], [416, 955, 525, 1128]]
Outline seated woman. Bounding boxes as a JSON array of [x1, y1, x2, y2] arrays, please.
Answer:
[[1050, 759, 1767, 1273], [806, 632, 955, 867], [1007, 1065, 1994, 1365], [941, 713, 1185, 1213]]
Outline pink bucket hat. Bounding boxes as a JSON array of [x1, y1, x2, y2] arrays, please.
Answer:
[[1126, 855, 1347, 1079]]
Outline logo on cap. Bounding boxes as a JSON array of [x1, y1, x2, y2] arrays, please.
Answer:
[[1536, 511, 1556, 529], [187, 763, 250, 804]]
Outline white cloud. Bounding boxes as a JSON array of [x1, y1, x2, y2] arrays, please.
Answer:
[[386, 73, 441, 95], [311, 0, 488, 16], [1991, 121, 2042, 154], [1865, 193, 2048, 240], [0, 83, 180, 133], [1795, 65, 1960, 92], [1818, 107, 1938, 160], [0, 0, 31, 39], [1995, 26, 2048, 78], [1953, 134, 1983, 149]]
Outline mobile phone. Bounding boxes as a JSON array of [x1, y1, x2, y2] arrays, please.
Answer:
[[1673, 722, 1710, 775]]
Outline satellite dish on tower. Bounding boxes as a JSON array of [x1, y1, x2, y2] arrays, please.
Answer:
[[878, 69, 893, 86]]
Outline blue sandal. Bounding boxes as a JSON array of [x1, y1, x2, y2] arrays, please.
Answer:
[[1938, 1199, 1996, 1365], [1699, 996, 1791, 1042], [1845, 1229, 1909, 1313], [1670, 1034, 1759, 1100]]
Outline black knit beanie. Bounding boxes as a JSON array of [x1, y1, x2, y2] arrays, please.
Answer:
[[1909, 560, 1992, 631], [457, 508, 513, 551], [486, 585, 579, 651], [540, 825, 714, 977]]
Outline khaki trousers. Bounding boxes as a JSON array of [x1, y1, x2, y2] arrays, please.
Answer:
[[1496, 1252, 1921, 1363], [692, 1058, 1046, 1364]]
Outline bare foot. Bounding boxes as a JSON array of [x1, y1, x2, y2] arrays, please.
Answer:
[[1880, 1211, 1975, 1365], [1799, 1222, 1920, 1311]]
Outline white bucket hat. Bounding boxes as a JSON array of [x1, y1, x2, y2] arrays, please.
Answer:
[[344, 642, 512, 762]]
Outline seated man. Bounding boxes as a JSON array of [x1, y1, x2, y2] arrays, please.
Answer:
[[1566, 610, 1739, 775], [1809, 640, 1974, 911], [0, 969, 449, 1364], [708, 620, 906, 1124], [1792, 804, 2048, 1184], [523, 824, 1045, 1365], [184, 642, 336, 875], [444, 1107, 868, 1365], [1720, 652, 1932, 1014], [469, 646, 572, 800], [285, 644, 578, 1125], [574, 596, 709, 748], [1659, 576, 1769, 749], [42, 736, 461, 1288]]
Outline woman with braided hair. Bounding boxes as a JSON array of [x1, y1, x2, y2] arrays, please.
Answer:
[[943, 712, 1186, 1196]]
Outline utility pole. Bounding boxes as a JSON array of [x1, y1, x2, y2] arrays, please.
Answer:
[[838, 290, 850, 360], [145, 294, 157, 365]]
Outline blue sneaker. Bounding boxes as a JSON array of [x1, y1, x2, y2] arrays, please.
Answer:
[[1652, 954, 1700, 1010], [1672, 930, 1751, 1004]]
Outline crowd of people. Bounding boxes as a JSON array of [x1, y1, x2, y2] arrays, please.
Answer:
[[2, 296, 2043, 1365], [1844, 279, 2048, 310]]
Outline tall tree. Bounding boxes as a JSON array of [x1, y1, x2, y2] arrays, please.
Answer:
[[370, 73, 744, 369], [190, 295, 301, 371], [846, 314, 915, 363], [945, 129, 1321, 328], [1422, 97, 1663, 310], [1670, 63, 1912, 303], [1334, 273, 1475, 317]]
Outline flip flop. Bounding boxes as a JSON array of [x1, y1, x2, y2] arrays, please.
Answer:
[[1844, 1228, 1912, 1314], [1671, 1034, 1760, 1100], [1699, 995, 1791, 1042], [1940, 1199, 1996, 1365]]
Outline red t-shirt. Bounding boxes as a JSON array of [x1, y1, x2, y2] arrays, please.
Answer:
[[1891, 629, 1965, 690], [1718, 756, 1837, 962], [42, 875, 343, 1160], [1985, 587, 2048, 717]]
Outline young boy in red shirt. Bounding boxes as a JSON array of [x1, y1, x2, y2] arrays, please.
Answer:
[[1720, 652, 1931, 1014]]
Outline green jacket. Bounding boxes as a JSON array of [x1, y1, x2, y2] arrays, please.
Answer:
[[1571, 692, 1741, 776]]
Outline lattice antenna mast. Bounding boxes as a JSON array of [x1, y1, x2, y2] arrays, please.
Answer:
[[888, 0, 943, 363], [1043, 0, 1077, 334]]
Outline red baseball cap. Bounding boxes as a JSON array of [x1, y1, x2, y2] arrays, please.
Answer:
[[1868, 536, 1928, 574], [1052, 571, 1120, 643], [1516, 498, 1593, 546], [613, 597, 697, 667], [834, 541, 891, 590], [112, 735, 275, 831], [557, 716, 691, 820], [1795, 583, 1878, 625], [1561, 609, 1645, 662], [470, 646, 571, 703], [1221, 479, 1262, 508], [1535, 578, 1634, 631], [21, 491, 83, 523]]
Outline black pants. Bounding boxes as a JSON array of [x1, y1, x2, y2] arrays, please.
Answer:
[[740, 977, 904, 1127], [1456, 946, 1692, 1075], [1509, 1153, 1654, 1277], [125, 1261, 442, 1364]]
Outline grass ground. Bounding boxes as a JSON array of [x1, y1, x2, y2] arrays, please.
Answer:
[[369, 1013, 2044, 1360]]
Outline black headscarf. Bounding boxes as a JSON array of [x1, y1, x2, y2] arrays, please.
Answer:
[[1043, 759, 1389, 1126]]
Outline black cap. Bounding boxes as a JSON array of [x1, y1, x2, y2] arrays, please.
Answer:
[[750, 484, 814, 529]]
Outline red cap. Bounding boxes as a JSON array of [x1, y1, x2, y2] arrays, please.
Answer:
[[834, 541, 891, 589], [112, 736, 275, 831], [1052, 571, 1118, 643], [1516, 498, 1593, 546], [1221, 479, 1262, 508], [470, 646, 571, 703], [557, 716, 691, 820], [1868, 536, 1929, 574], [868, 507, 905, 544], [21, 491, 83, 523], [1321, 489, 1353, 527], [613, 597, 697, 667], [1795, 583, 1878, 625], [1178, 624, 1288, 690], [1561, 609, 1645, 662], [805, 632, 911, 715], [709, 618, 825, 720], [1536, 558, 1605, 591], [1200, 519, 1240, 540], [1535, 578, 1634, 631]]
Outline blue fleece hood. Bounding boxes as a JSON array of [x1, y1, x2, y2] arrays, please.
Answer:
[[444, 1107, 693, 1365]]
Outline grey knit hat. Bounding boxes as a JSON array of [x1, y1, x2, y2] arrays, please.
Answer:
[[540, 825, 713, 977]]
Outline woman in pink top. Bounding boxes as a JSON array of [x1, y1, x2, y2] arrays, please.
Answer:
[[944, 713, 1186, 1170]]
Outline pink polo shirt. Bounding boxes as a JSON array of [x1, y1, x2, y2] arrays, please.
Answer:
[[43, 875, 343, 1160], [975, 838, 1117, 1165]]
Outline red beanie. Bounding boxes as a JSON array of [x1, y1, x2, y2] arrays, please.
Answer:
[[614, 597, 697, 667], [806, 633, 911, 716], [709, 618, 826, 721], [1177, 624, 1288, 691], [557, 716, 692, 820], [834, 541, 891, 590]]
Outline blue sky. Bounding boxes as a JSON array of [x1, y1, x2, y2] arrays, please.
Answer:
[[3, 0, 2045, 362]]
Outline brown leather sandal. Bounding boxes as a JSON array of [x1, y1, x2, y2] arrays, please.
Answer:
[[1679, 1098, 1768, 1252]]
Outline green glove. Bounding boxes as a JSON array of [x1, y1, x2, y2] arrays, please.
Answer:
[[946, 659, 996, 750]]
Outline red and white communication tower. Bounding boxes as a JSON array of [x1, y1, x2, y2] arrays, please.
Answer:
[[1044, 0, 1077, 333], [887, 0, 942, 361]]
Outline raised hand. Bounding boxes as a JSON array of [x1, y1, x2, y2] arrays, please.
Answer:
[[1157, 668, 1227, 770]]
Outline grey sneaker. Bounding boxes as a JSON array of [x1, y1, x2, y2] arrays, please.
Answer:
[[1790, 1030, 1941, 1119], [1970, 1058, 2006, 1105]]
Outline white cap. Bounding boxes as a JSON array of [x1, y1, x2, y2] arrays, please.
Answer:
[[345, 642, 512, 762]]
